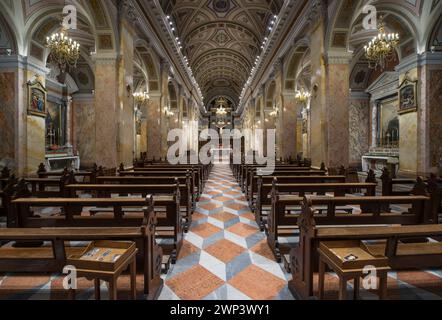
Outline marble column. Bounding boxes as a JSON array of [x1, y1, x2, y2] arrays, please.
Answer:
[[370, 101, 378, 148], [418, 52, 442, 174], [117, 21, 135, 167], [325, 52, 352, 168], [309, 18, 327, 167], [93, 55, 119, 168], [146, 93, 162, 158], [281, 93, 298, 159], [72, 93, 95, 167], [65, 96, 73, 147]]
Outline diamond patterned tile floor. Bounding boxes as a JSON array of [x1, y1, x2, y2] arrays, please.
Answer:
[[158, 164, 294, 300]]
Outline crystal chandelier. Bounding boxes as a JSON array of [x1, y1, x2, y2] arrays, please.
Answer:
[[269, 103, 279, 117], [364, 16, 399, 70], [133, 92, 150, 104], [215, 97, 229, 116], [295, 88, 311, 104], [216, 106, 227, 116], [46, 27, 80, 74]]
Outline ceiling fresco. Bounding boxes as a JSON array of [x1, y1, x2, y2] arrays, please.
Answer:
[[159, 0, 284, 106]]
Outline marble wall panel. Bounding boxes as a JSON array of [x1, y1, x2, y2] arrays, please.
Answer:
[[0, 72, 16, 169], [94, 61, 118, 168], [73, 100, 96, 168], [26, 115, 45, 175], [280, 97, 298, 159], [326, 63, 350, 167], [349, 100, 370, 166], [399, 112, 418, 173], [147, 98, 162, 158], [429, 70, 442, 167]]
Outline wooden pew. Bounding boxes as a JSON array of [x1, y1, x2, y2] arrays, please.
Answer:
[[289, 197, 442, 299], [243, 165, 327, 192], [10, 195, 182, 264], [371, 168, 439, 223], [0, 197, 163, 298], [66, 179, 193, 232], [0, 176, 18, 218], [119, 169, 200, 199], [133, 163, 210, 183], [251, 174, 345, 231], [267, 182, 379, 262], [248, 175, 346, 208], [96, 175, 195, 219]]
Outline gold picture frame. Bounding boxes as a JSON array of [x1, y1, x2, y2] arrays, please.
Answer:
[[27, 77, 47, 117], [398, 76, 418, 115]]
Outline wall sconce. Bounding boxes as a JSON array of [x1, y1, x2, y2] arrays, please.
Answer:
[[126, 84, 132, 97]]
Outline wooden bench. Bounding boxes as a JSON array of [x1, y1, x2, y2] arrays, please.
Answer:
[[243, 166, 327, 192], [266, 183, 380, 262], [241, 164, 326, 191], [118, 169, 200, 199], [0, 197, 163, 299], [252, 175, 352, 231], [65, 180, 193, 232], [249, 175, 346, 209], [10, 195, 182, 264], [133, 163, 210, 183], [287, 197, 440, 299], [96, 174, 196, 209]]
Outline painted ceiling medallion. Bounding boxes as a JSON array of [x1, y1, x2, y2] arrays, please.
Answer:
[[212, 29, 231, 46], [208, 0, 236, 18]]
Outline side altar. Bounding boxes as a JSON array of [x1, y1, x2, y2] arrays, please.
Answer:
[[362, 147, 399, 177], [45, 145, 80, 172]]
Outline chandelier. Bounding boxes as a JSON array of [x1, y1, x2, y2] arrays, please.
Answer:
[[364, 16, 399, 70], [46, 27, 80, 75], [216, 106, 227, 116], [269, 104, 279, 117], [133, 92, 150, 104], [215, 97, 229, 116], [295, 88, 311, 104]]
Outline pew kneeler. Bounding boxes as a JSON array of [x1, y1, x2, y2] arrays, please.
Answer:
[[317, 241, 390, 300]]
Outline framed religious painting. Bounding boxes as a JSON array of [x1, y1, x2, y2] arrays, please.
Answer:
[[27, 77, 47, 117], [398, 76, 418, 115]]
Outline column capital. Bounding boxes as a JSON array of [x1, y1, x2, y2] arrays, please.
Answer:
[[326, 50, 353, 65], [91, 52, 118, 64]]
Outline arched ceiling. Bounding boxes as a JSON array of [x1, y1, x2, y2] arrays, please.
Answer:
[[160, 0, 284, 107]]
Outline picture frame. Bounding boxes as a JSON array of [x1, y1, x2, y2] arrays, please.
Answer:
[[398, 76, 418, 115], [27, 77, 47, 117]]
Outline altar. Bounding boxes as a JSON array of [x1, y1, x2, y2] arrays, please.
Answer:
[[45, 154, 80, 172], [212, 148, 232, 164], [362, 148, 399, 176]]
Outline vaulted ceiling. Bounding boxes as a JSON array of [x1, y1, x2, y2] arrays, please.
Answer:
[[160, 0, 284, 107]]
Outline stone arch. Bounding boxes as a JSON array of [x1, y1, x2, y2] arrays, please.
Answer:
[[283, 38, 310, 92], [0, 12, 18, 55], [265, 81, 276, 109], [426, 10, 442, 51]]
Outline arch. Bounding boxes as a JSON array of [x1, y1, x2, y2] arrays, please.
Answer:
[[265, 81, 276, 109], [0, 12, 18, 55], [283, 37, 310, 91], [426, 10, 442, 51]]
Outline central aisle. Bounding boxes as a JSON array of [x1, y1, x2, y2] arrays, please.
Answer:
[[159, 164, 294, 300]]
